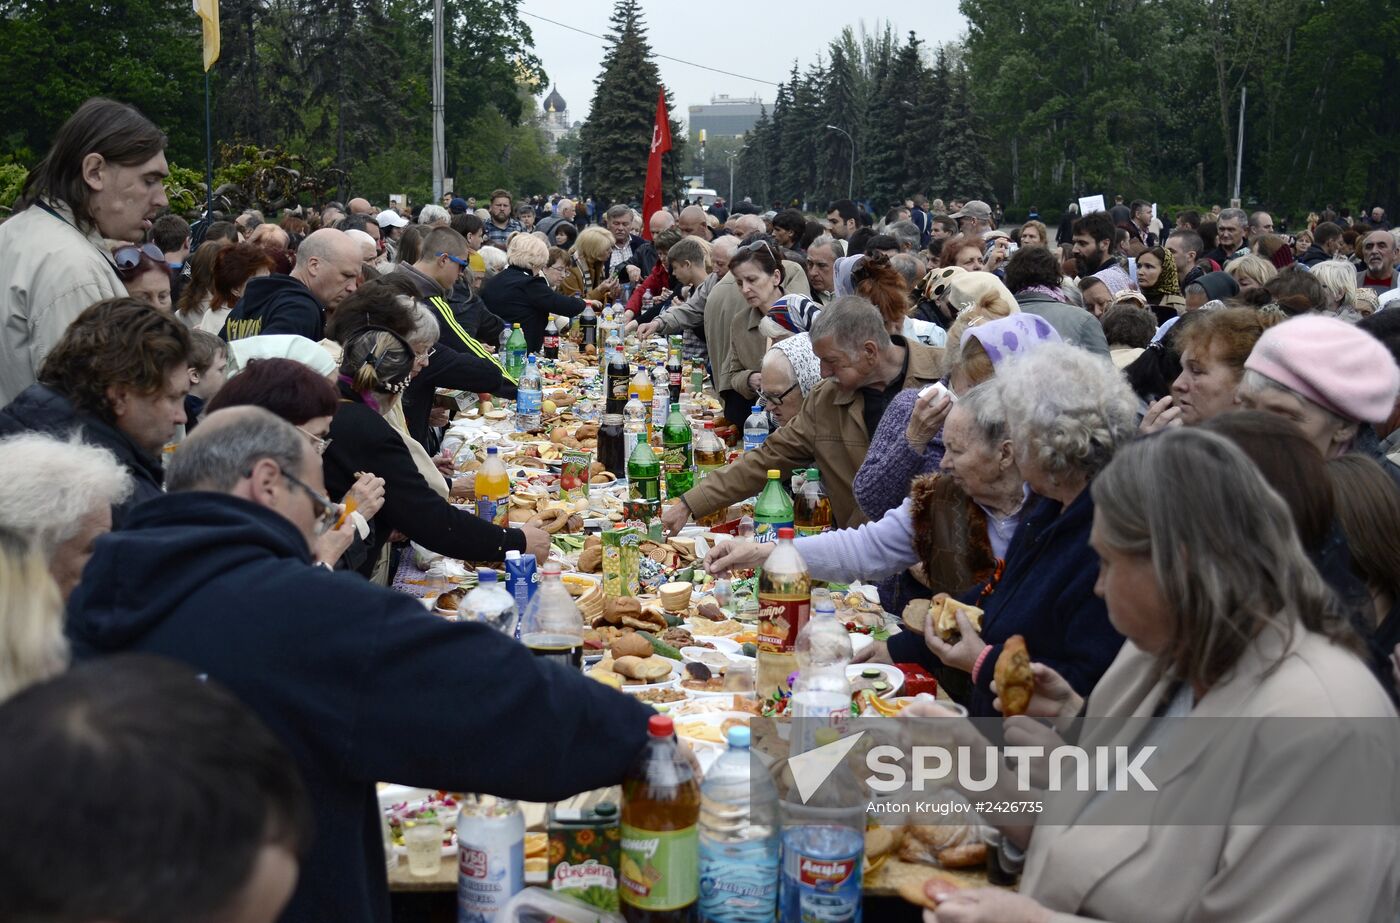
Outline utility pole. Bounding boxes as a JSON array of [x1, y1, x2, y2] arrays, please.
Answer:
[[1232, 85, 1246, 206], [825, 124, 854, 199], [431, 0, 445, 202]]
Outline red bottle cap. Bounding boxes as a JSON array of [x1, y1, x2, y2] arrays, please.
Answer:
[[777, 527, 795, 540], [647, 714, 674, 738]]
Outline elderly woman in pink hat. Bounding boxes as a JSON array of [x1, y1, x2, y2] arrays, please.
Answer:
[[1237, 315, 1400, 476]]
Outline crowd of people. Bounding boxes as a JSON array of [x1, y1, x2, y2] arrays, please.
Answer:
[[2, 96, 1399, 923]]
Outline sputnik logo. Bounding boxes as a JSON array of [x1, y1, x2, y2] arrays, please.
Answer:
[[787, 731, 866, 803]]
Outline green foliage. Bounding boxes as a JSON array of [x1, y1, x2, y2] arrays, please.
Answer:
[[163, 164, 207, 215], [578, 0, 686, 207], [0, 0, 554, 208], [0, 162, 28, 212]]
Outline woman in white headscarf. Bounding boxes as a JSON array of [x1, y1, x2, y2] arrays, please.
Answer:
[[759, 333, 822, 426]]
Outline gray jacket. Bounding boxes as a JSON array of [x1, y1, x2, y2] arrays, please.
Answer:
[[1015, 292, 1110, 357]]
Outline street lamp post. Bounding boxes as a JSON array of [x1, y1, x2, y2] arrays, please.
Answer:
[[727, 144, 745, 208], [825, 124, 854, 200]]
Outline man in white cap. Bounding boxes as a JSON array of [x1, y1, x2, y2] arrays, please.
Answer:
[[376, 208, 409, 262], [949, 199, 995, 235]]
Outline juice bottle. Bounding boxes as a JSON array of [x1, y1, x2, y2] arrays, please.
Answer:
[[758, 527, 811, 653], [620, 714, 701, 922], [474, 446, 510, 527], [794, 468, 832, 537], [630, 366, 655, 429], [692, 422, 728, 527]]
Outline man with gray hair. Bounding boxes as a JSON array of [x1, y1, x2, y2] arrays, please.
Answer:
[[663, 295, 941, 534], [222, 228, 362, 342], [65, 405, 658, 923], [1206, 207, 1249, 266], [805, 235, 839, 304], [0, 433, 132, 599], [887, 220, 921, 253]]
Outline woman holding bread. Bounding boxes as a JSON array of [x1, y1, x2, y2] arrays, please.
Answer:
[[708, 378, 1028, 703], [910, 428, 1398, 923]]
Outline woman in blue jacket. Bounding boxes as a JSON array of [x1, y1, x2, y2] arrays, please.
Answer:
[[873, 344, 1139, 716]]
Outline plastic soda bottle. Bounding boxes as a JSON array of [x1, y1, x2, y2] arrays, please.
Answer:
[[744, 405, 769, 453], [474, 446, 510, 526], [778, 728, 865, 923], [698, 726, 780, 922], [627, 439, 662, 519], [543, 316, 560, 359], [520, 562, 585, 671], [620, 714, 701, 922], [516, 354, 542, 430], [692, 421, 728, 528], [651, 361, 670, 435], [790, 597, 853, 754], [505, 324, 527, 380], [457, 796, 525, 923], [794, 468, 832, 537], [757, 527, 811, 653], [624, 390, 649, 464], [662, 402, 694, 498], [753, 469, 794, 544], [461, 569, 519, 637]]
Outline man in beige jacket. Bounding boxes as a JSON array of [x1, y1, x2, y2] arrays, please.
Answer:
[[0, 98, 171, 406], [664, 295, 941, 534]]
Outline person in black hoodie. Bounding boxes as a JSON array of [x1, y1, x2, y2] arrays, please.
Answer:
[[222, 228, 363, 342], [480, 235, 588, 350], [1296, 221, 1345, 267], [323, 325, 550, 575], [65, 406, 654, 923], [0, 297, 190, 526]]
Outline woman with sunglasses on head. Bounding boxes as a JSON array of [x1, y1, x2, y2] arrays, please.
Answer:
[[321, 326, 550, 582], [206, 356, 386, 571], [113, 243, 172, 313]]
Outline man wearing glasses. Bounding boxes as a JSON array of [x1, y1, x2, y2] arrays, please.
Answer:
[[66, 405, 658, 923], [664, 295, 942, 535]]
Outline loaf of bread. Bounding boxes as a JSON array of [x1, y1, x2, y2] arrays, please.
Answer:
[[995, 634, 1034, 716]]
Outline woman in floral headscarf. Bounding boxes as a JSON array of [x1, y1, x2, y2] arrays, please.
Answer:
[[1137, 245, 1186, 325]]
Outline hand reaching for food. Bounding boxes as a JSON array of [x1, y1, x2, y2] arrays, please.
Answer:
[[704, 538, 773, 575]]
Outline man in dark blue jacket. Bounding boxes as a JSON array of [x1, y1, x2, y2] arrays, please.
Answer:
[[66, 407, 655, 923], [223, 228, 363, 342]]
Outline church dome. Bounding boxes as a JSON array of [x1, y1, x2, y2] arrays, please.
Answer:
[[543, 86, 567, 113]]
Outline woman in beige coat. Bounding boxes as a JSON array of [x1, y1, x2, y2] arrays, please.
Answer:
[[917, 428, 1399, 923]]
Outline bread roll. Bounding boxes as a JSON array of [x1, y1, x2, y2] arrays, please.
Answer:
[[902, 598, 932, 632], [609, 633, 653, 660], [995, 634, 1034, 716]]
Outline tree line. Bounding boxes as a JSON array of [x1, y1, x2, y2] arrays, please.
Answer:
[[0, 0, 562, 207]]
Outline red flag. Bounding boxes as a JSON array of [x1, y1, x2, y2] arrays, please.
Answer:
[[642, 87, 671, 241]]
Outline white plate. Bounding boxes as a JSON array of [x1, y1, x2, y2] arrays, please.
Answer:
[[673, 711, 752, 748], [616, 660, 684, 692], [846, 663, 905, 698]]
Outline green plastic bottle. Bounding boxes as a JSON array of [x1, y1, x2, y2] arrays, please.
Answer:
[[661, 402, 694, 498], [505, 323, 528, 380], [627, 439, 662, 519], [754, 469, 794, 543]]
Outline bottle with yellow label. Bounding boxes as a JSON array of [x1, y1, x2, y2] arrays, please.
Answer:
[[620, 714, 700, 921], [474, 446, 511, 526]]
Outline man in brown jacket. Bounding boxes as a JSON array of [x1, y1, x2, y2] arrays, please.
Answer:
[[664, 295, 942, 534]]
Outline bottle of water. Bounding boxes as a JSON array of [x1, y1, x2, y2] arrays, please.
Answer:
[[457, 796, 525, 923], [790, 598, 853, 755], [744, 405, 769, 453], [651, 361, 669, 434], [623, 389, 648, 466], [641, 288, 654, 319], [498, 325, 511, 356], [461, 569, 518, 637], [698, 726, 780, 922], [516, 354, 542, 431], [779, 728, 865, 923]]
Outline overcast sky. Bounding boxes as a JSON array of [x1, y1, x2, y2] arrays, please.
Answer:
[[518, 0, 968, 129]]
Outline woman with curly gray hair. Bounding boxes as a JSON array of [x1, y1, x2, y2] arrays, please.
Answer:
[[883, 343, 1138, 716]]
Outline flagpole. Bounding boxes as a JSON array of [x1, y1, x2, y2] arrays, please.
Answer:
[[204, 69, 214, 219]]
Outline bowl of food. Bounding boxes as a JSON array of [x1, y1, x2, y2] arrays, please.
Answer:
[[433, 588, 466, 618]]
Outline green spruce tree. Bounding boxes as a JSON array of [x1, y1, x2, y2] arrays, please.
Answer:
[[578, 0, 684, 207]]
